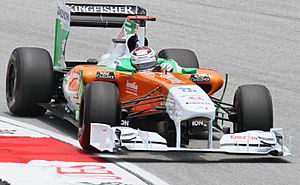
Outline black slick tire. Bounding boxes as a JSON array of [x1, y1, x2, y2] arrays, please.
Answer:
[[234, 84, 273, 132], [158, 48, 199, 68], [79, 82, 121, 151], [6, 47, 53, 116]]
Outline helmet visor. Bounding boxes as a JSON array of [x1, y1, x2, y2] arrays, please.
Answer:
[[134, 60, 157, 70]]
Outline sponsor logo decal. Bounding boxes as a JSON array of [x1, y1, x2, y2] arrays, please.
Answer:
[[186, 102, 210, 105], [188, 96, 205, 101], [56, 5, 70, 32], [196, 106, 209, 110], [120, 120, 129, 126], [185, 96, 210, 105], [69, 78, 80, 92], [69, 5, 136, 14], [178, 87, 197, 93], [229, 135, 258, 140], [96, 71, 115, 80], [191, 120, 206, 127], [65, 71, 80, 100], [80, 183, 132, 185], [125, 80, 138, 95], [160, 74, 184, 83], [126, 81, 138, 91], [57, 6, 70, 21], [190, 74, 210, 82]]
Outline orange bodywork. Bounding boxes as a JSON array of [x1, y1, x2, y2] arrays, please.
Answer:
[[67, 65, 224, 114]]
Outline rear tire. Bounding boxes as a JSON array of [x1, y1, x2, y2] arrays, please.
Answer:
[[158, 48, 199, 68], [234, 84, 273, 132], [79, 82, 121, 151], [6, 47, 53, 116]]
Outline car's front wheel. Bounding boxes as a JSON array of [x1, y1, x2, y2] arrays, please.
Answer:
[[233, 84, 273, 132], [79, 81, 121, 151]]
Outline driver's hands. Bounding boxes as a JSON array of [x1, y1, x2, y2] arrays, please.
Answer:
[[160, 62, 173, 72]]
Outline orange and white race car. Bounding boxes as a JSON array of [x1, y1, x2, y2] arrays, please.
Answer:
[[6, 1, 291, 156]]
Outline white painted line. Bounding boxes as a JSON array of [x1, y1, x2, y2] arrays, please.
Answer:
[[0, 121, 47, 137], [0, 116, 169, 185], [98, 153, 170, 185], [0, 116, 79, 147]]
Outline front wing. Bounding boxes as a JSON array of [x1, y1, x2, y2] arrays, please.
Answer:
[[90, 123, 292, 156]]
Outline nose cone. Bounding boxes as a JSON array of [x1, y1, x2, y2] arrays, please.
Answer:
[[166, 85, 215, 121]]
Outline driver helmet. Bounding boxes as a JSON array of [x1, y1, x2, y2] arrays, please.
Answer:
[[130, 46, 157, 70]]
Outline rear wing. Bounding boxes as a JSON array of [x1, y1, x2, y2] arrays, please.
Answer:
[[67, 3, 146, 28], [54, 1, 147, 69]]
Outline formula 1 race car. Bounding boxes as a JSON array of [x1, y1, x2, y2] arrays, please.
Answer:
[[6, 1, 291, 156]]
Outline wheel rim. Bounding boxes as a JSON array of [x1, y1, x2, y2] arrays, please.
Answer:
[[7, 63, 17, 101]]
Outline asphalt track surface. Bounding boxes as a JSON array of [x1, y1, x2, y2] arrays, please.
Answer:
[[0, 0, 299, 184]]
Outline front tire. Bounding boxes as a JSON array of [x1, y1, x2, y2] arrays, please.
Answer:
[[234, 84, 273, 132], [6, 47, 53, 116], [79, 82, 121, 151]]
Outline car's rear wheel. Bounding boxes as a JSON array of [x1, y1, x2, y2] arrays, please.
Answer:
[[79, 82, 121, 151], [158, 48, 199, 68], [233, 84, 273, 132], [6, 47, 53, 116]]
